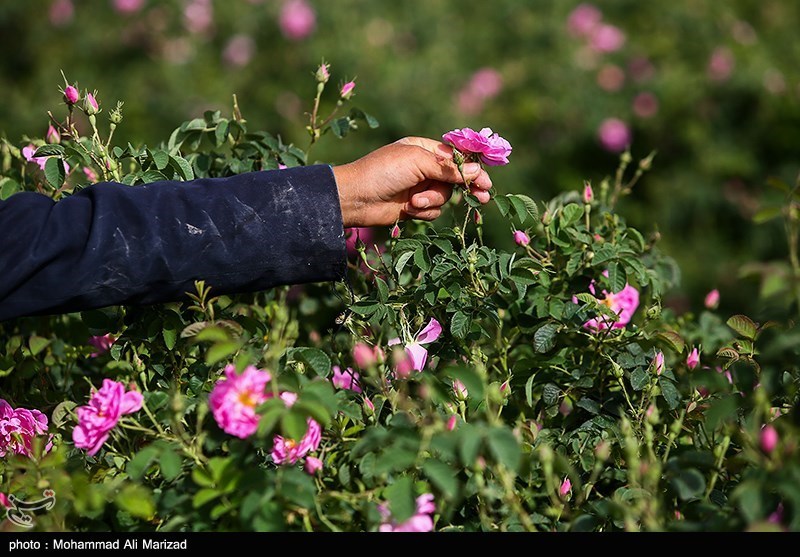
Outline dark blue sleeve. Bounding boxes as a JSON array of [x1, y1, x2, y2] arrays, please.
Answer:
[[0, 164, 347, 321]]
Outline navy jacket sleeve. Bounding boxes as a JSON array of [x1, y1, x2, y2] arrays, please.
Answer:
[[0, 164, 347, 321]]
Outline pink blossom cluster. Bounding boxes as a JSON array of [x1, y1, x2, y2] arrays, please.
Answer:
[[270, 392, 322, 465], [442, 127, 512, 166], [0, 399, 49, 458], [378, 493, 436, 532], [566, 4, 626, 53], [579, 272, 640, 332], [72, 379, 143, 456]]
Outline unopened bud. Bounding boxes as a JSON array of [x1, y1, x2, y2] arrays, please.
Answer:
[[109, 101, 124, 125], [390, 223, 400, 238], [315, 62, 330, 84], [84, 92, 99, 116], [340, 81, 355, 100], [63, 85, 80, 105], [513, 230, 530, 246], [363, 397, 375, 416], [46, 125, 60, 145], [760, 424, 778, 454], [582, 182, 594, 204]]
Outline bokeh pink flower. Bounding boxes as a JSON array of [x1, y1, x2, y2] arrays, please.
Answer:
[[567, 4, 602, 37], [72, 379, 143, 456], [708, 47, 735, 82], [633, 92, 659, 119], [378, 493, 436, 532], [760, 424, 778, 454], [590, 24, 626, 53], [0, 399, 49, 458], [457, 67, 503, 115], [442, 127, 512, 166], [704, 289, 720, 309], [209, 365, 271, 439], [597, 118, 631, 153], [223, 35, 256, 67], [304, 456, 323, 475], [279, 0, 316, 41], [113, 0, 145, 14], [49, 0, 74, 27], [88, 334, 116, 357]]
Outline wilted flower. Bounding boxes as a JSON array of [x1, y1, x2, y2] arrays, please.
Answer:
[[560, 477, 572, 497], [0, 400, 49, 458], [379, 493, 436, 532], [513, 230, 530, 246], [271, 392, 322, 465], [686, 348, 700, 370], [597, 118, 630, 152], [442, 127, 512, 166], [331, 366, 362, 393], [304, 456, 323, 475], [208, 365, 271, 439], [760, 424, 778, 454], [72, 379, 143, 456], [388, 318, 442, 372], [279, 0, 316, 41], [88, 334, 116, 357], [340, 81, 356, 99], [704, 289, 720, 309]]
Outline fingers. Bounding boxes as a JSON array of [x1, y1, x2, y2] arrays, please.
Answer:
[[402, 206, 442, 221], [409, 182, 453, 210], [396, 137, 493, 191]]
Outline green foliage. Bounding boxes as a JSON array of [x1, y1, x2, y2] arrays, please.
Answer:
[[1, 61, 799, 534]]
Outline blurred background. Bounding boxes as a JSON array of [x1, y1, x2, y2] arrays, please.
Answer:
[[2, 0, 799, 321]]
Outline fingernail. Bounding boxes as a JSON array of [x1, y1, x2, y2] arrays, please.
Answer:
[[417, 197, 430, 208], [464, 162, 480, 175]]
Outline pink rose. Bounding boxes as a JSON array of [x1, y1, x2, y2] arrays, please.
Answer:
[[209, 365, 271, 439], [88, 334, 116, 358], [704, 289, 720, 309], [304, 456, 323, 475], [560, 477, 572, 497], [0, 400, 49, 458], [353, 343, 382, 369], [388, 318, 442, 373], [63, 85, 80, 105], [271, 392, 322, 465], [331, 366, 362, 393], [72, 379, 143, 456], [340, 81, 356, 100], [583, 282, 640, 332], [442, 127, 512, 166], [379, 493, 436, 532]]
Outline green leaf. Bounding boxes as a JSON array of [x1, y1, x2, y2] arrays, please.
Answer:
[[487, 427, 521, 472], [292, 347, 331, 377], [734, 481, 765, 524], [414, 247, 431, 272], [395, 251, 415, 276], [534, 323, 559, 353], [141, 169, 169, 183], [214, 120, 230, 147], [450, 311, 471, 340], [525, 375, 536, 408], [704, 395, 740, 431], [195, 326, 231, 343], [150, 149, 170, 170], [494, 195, 511, 217], [162, 327, 177, 351], [576, 398, 601, 415], [670, 469, 706, 501], [375, 277, 389, 303], [293, 400, 331, 428], [657, 331, 685, 354], [28, 335, 50, 356], [0, 177, 20, 200], [169, 155, 194, 181], [205, 341, 239, 366], [543, 383, 560, 405], [44, 157, 66, 189], [560, 203, 584, 228], [33, 144, 65, 158], [385, 476, 416, 523], [281, 409, 309, 441], [51, 401, 76, 428], [659, 377, 681, 410], [127, 446, 159, 480], [423, 459, 459, 499], [630, 367, 649, 391], [458, 423, 483, 466], [116, 484, 155, 519], [192, 488, 220, 508], [726, 314, 757, 340], [330, 117, 350, 138], [752, 206, 782, 224], [159, 448, 183, 481], [607, 261, 627, 293], [446, 366, 485, 400]]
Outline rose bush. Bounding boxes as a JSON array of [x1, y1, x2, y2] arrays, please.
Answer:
[[0, 67, 798, 532]]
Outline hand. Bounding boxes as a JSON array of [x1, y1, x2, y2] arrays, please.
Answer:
[[332, 136, 494, 228]]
